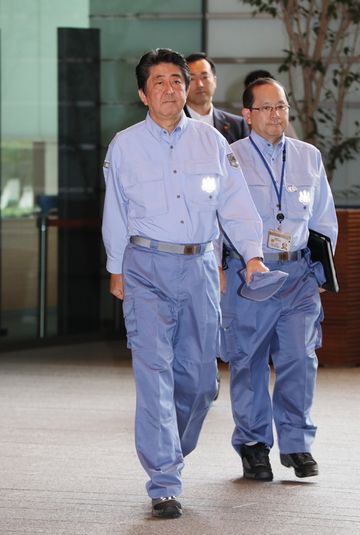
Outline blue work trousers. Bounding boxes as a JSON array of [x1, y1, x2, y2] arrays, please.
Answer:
[[122, 243, 219, 498], [221, 255, 323, 455]]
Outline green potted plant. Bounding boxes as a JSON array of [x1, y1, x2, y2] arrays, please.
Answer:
[[242, 0, 360, 181]]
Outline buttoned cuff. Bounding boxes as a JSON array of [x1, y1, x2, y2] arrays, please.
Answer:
[[106, 257, 124, 275], [239, 243, 264, 265]]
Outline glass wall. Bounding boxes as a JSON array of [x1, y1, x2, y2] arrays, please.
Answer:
[[0, 0, 202, 346], [0, 0, 90, 343]]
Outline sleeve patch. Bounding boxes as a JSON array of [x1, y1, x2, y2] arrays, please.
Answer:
[[227, 153, 239, 168]]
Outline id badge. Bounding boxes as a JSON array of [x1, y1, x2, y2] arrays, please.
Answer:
[[267, 229, 292, 251]]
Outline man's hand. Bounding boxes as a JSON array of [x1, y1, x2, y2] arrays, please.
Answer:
[[245, 257, 268, 285], [218, 266, 227, 295], [110, 273, 124, 300]]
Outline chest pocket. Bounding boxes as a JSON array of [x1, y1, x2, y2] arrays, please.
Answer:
[[247, 182, 274, 217], [123, 168, 168, 219], [185, 160, 221, 211], [284, 179, 315, 220]]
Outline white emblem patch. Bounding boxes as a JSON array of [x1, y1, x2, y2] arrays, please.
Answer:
[[298, 189, 311, 205], [201, 176, 217, 194], [287, 184, 298, 192]]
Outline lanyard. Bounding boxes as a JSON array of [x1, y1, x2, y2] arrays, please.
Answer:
[[249, 136, 286, 214]]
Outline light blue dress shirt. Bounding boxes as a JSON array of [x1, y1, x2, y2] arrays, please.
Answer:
[[231, 131, 338, 253], [102, 112, 263, 273]]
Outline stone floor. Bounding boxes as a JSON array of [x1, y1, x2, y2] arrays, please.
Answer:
[[1, 340, 360, 535]]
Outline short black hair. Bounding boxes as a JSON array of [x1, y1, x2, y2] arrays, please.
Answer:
[[185, 52, 216, 75], [244, 69, 274, 87], [243, 78, 290, 109], [136, 48, 190, 93]]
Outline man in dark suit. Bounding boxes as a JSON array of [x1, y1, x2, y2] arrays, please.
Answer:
[[185, 53, 249, 143], [185, 53, 249, 400]]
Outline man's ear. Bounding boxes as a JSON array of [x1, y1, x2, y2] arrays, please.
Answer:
[[138, 88, 148, 107], [242, 107, 251, 126]]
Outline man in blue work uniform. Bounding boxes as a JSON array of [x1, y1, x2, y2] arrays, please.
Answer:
[[220, 78, 338, 482], [102, 48, 267, 518]]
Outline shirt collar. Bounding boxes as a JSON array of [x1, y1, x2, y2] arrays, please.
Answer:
[[186, 104, 214, 125], [250, 131, 286, 157], [145, 111, 188, 142]]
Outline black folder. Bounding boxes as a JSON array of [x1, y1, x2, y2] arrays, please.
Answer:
[[307, 229, 339, 293]]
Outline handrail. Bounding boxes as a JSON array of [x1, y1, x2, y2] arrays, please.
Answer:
[[36, 215, 100, 339]]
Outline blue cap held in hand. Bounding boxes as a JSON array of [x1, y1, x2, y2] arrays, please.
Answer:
[[238, 269, 289, 302]]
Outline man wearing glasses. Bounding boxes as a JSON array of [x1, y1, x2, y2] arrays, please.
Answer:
[[220, 78, 338, 481]]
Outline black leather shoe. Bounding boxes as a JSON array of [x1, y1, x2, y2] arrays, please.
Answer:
[[240, 443, 273, 481], [280, 452, 319, 478], [152, 496, 182, 519]]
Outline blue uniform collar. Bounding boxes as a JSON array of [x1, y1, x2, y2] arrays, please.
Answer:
[[250, 131, 285, 158], [145, 111, 188, 142]]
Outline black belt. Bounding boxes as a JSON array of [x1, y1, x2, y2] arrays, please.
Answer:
[[130, 236, 213, 255], [229, 249, 306, 262]]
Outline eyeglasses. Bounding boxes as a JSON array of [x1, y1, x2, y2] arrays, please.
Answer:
[[250, 105, 290, 114]]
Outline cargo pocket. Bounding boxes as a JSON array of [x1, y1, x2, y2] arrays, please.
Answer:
[[220, 316, 238, 363], [304, 249, 326, 287], [315, 306, 324, 350], [122, 297, 137, 349]]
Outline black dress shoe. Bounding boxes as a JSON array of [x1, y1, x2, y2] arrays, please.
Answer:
[[152, 496, 182, 519], [280, 452, 319, 478], [240, 443, 273, 481]]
